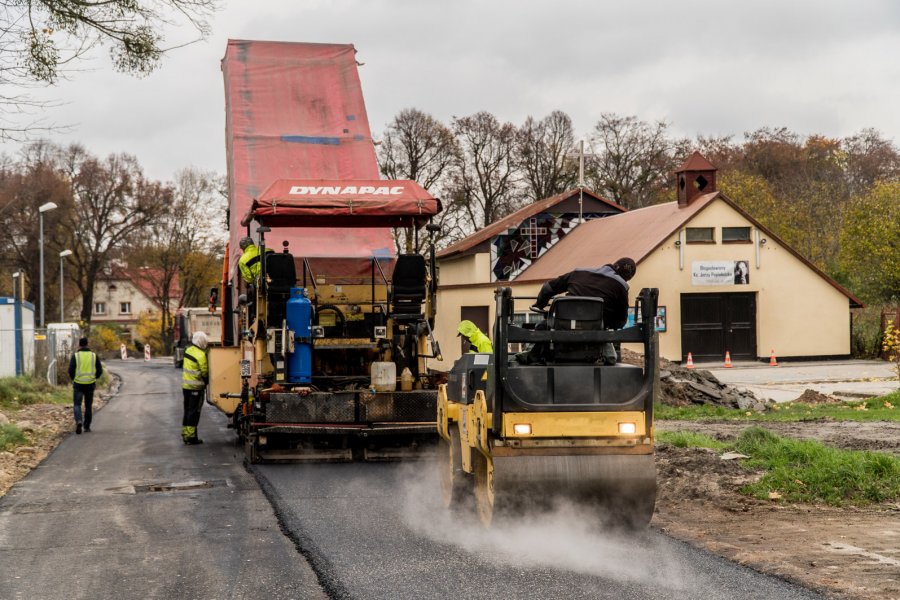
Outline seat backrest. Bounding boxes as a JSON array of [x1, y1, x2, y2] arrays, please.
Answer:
[[392, 254, 427, 297], [267, 252, 296, 294], [548, 296, 604, 330]]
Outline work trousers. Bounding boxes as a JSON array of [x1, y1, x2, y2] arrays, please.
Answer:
[[72, 384, 95, 427], [182, 389, 204, 440]]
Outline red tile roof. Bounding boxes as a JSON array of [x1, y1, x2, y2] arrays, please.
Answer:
[[100, 267, 182, 307], [437, 188, 625, 259], [676, 151, 718, 173], [511, 192, 863, 307]]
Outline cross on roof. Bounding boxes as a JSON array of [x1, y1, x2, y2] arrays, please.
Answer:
[[519, 217, 548, 258]]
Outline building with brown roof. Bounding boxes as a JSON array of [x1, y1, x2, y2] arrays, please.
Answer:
[[433, 153, 861, 368], [90, 267, 182, 339]]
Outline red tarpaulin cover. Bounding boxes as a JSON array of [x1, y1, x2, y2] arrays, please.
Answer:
[[245, 179, 441, 228], [222, 40, 395, 272]]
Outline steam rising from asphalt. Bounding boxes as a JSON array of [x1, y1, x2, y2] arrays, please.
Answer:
[[397, 461, 690, 590]]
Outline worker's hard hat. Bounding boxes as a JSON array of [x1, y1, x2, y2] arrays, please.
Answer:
[[192, 331, 209, 350], [239, 236, 253, 250]]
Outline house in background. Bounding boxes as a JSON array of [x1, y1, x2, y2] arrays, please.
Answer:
[[90, 268, 181, 339], [435, 188, 625, 357], [433, 153, 862, 368]]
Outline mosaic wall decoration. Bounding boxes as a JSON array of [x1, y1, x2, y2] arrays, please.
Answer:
[[490, 212, 608, 281]]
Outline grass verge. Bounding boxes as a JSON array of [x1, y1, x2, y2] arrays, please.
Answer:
[[655, 390, 900, 422], [656, 430, 729, 450], [657, 425, 900, 506], [0, 376, 70, 409], [734, 427, 900, 506], [0, 423, 28, 451]]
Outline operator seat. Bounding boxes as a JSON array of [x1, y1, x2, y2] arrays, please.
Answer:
[[265, 250, 297, 327], [390, 254, 427, 323], [546, 296, 605, 363]]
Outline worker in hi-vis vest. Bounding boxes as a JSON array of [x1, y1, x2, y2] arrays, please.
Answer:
[[237, 236, 272, 284], [181, 331, 209, 445], [67, 337, 103, 435]]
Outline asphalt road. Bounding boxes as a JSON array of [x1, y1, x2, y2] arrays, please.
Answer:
[[0, 360, 825, 600], [0, 359, 324, 600]]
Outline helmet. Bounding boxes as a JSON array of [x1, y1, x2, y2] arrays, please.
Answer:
[[239, 236, 253, 250], [192, 331, 209, 350]]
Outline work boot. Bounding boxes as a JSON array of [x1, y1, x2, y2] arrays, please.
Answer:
[[84, 425, 91, 433], [184, 437, 203, 445], [75, 423, 82, 435]]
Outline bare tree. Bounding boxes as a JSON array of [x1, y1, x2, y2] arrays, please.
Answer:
[[842, 128, 900, 197], [126, 167, 224, 348], [59, 144, 169, 325], [515, 110, 578, 201], [377, 108, 459, 252], [0, 141, 73, 316], [443, 111, 519, 241], [0, 0, 219, 138], [586, 114, 677, 209]]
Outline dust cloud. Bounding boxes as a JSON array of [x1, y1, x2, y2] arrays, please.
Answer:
[[395, 460, 692, 590]]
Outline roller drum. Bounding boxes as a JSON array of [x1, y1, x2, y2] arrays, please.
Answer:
[[482, 454, 656, 527]]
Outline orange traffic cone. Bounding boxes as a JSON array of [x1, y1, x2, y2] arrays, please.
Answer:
[[685, 352, 695, 369], [724, 351, 733, 368], [769, 349, 778, 367]]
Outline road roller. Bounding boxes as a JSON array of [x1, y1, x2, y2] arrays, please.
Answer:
[[437, 286, 659, 526]]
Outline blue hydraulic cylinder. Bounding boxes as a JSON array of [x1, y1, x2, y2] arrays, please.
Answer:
[[286, 287, 313, 383]]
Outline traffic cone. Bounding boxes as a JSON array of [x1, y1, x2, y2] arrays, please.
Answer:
[[685, 352, 695, 369], [769, 349, 778, 367], [724, 351, 733, 368]]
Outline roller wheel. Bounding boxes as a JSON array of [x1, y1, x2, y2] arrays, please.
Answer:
[[474, 453, 497, 526], [440, 427, 471, 509]]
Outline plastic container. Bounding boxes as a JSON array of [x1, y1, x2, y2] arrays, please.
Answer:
[[400, 367, 414, 391], [371, 361, 397, 392], [285, 287, 313, 383]]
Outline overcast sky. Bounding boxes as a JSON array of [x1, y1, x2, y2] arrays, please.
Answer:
[[3, 0, 900, 183]]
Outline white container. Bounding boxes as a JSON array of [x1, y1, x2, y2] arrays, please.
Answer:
[[400, 367, 414, 391], [371, 361, 397, 392]]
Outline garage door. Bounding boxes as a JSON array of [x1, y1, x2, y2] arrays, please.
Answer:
[[680, 293, 756, 362]]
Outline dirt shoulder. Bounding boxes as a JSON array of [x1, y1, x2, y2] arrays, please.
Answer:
[[655, 420, 900, 600]]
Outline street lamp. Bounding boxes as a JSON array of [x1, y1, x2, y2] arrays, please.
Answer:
[[38, 201, 58, 328], [12, 272, 22, 375], [59, 250, 72, 322]]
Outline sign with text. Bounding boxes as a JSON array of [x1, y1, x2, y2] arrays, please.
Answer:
[[691, 260, 750, 286]]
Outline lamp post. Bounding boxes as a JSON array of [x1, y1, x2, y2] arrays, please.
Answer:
[[59, 249, 72, 322], [38, 201, 58, 328], [12, 271, 22, 375]]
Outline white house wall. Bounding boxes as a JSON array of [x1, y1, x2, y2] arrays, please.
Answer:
[[630, 200, 850, 360]]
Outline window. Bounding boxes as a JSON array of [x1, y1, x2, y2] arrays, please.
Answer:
[[685, 227, 715, 243], [120, 302, 132, 315], [722, 226, 751, 243], [94, 302, 106, 315]]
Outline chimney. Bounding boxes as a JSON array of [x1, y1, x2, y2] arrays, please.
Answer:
[[675, 151, 717, 207]]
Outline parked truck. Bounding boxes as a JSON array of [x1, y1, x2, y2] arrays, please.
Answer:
[[173, 308, 223, 367], [207, 40, 443, 462]]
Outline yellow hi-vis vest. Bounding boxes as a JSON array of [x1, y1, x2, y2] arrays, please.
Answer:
[[238, 244, 274, 283], [182, 345, 209, 390], [73, 350, 98, 384]]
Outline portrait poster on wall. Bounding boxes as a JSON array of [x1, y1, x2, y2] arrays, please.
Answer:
[[692, 261, 750, 286]]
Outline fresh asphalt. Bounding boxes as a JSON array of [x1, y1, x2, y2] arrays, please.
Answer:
[[0, 359, 324, 600], [0, 360, 826, 600]]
